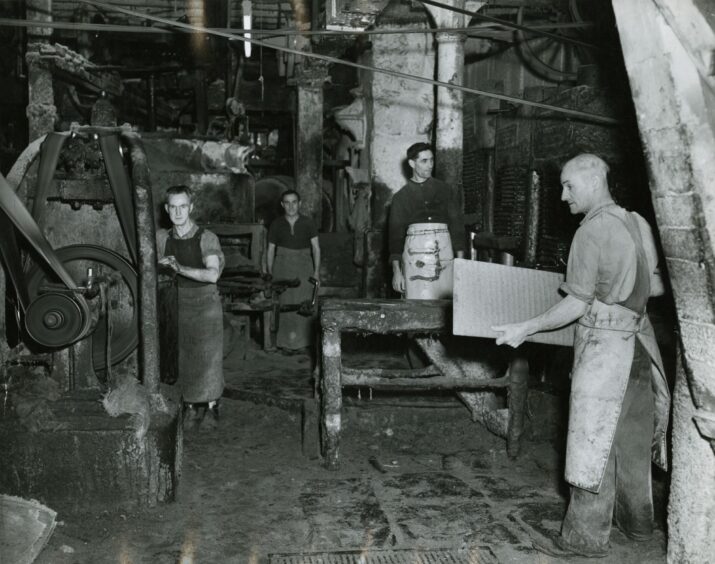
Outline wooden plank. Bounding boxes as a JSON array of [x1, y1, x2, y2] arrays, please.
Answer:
[[453, 259, 575, 347], [321, 298, 451, 333], [341, 374, 510, 389]]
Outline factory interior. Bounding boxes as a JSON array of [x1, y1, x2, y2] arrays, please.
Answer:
[[0, 0, 713, 563]]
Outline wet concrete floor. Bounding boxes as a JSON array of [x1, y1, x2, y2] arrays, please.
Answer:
[[35, 341, 667, 564]]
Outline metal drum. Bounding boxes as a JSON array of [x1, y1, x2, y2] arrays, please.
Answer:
[[402, 223, 454, 299]]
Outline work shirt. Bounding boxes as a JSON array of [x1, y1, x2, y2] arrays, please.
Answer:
[[156, 223, 225, 275], [388, 177, 466, 262], [268, 214, 318, 250], [560, 201, 658, 306]]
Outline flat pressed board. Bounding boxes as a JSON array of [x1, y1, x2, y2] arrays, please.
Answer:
[[453, 259, 575, 347]]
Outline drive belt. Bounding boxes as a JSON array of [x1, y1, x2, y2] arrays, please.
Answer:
[[32, 131, 138, 265], [0, 171, 92, 348], [0, 172, 80, 292]]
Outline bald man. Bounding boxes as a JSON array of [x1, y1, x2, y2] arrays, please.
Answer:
[[493, 154, 671, 558]]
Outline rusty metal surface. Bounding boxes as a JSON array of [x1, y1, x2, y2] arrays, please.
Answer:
[[269, 547, 498, 564]]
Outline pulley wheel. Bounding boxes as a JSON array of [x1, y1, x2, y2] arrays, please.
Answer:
[[25, 292, 89, 348], [26, 244, 139, 370]]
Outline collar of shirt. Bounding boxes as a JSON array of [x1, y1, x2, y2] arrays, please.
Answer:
[[172, 223, 199, 239], [580, 199, 617, 225]]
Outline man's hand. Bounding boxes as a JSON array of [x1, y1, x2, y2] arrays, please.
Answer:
[[392, 268, 405, 294], [492, 322, 531, 348], [159, 255, 181, 273]]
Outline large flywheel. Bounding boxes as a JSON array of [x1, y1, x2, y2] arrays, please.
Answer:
[[25, 244, 139, 370]]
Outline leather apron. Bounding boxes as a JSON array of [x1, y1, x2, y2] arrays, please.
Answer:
[[165, 228, 224, 403], [564, 211, 670, 492]]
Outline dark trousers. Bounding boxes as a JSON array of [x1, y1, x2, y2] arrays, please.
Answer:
[[561, 340, 655, 550]]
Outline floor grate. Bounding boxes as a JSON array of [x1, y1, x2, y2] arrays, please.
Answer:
[[269, 547, 498, 564]]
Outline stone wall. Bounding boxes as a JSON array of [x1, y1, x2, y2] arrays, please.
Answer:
[[612, 0, 715, 561]]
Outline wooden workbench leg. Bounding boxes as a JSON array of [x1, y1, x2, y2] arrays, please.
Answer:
[[262, 310, 273, 350], [321, 325, 342, 470], [507, 355, 529, 459]]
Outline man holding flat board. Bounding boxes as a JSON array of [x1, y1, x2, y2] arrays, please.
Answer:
[[492, 154, 670, 558]]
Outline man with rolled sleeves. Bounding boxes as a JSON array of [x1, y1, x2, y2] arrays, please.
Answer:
[[157, 185, 225, 430], [493, 153, 671, 558]]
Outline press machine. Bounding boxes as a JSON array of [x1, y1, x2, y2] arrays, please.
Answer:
[[0, 125, 180, 512]]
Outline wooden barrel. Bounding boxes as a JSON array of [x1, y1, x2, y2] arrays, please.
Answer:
[[402, 223, 454, 299]]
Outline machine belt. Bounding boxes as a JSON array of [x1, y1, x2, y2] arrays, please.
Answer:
[[32, 131, 138, 266], [31, 132, 67, 231], [0, 207, 29, 310], [0, 171, 92, 347], [0, 172, 81, 295], [98, 134, 138, 265]]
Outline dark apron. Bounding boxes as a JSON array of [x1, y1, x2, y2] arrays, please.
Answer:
[[165, 229, 224, 403], [273, 246, 314, 350]]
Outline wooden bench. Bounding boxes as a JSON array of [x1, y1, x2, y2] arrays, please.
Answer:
[[319, 298, 528, 470]]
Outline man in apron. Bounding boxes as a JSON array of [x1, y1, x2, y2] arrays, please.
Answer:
[[157, 185, 225, 430], [492, 154, 670, 558], [266, 189, 321, 352], [389, 142, 465, 297]]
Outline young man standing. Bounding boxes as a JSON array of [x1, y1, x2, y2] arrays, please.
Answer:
[[157, 185, 225, 429], [266, 189, 321, 352], [389, 142, 465, 298]]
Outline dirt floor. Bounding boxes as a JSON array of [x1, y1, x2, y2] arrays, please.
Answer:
[[34, 337, 668, 564]]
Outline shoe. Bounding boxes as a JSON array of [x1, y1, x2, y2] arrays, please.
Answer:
[[182, 403, 204, 431], [532, 531, 608, 559], [199, 402, 219, 430], [616, 526, 653, 542], [613, 519, 653, 542]]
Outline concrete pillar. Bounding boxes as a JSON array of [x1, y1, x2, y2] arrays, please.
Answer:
[[611, 0, 715, 561], [294, 59, 329, 227], [422, 1, 484, 194], [433, 31, 465, 190], [26, 0, 56, 141], [362, 3, 435, 227]]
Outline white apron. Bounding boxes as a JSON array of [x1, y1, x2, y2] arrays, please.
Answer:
[[564, 212, 670, 493], [402, 223, 454, 299]]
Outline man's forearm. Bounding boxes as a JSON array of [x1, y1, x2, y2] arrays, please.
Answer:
[[312, 247, 321, 277], [650, 270, 665, 297], [266, 245, 276, 275], [178, 265, 220, 284], [524, 295, 588, 335]]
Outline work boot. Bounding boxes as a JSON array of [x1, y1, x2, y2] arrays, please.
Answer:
[[200, 401, 220, 430], [183, 403, 204, 431], [532, 531, 608, 559]]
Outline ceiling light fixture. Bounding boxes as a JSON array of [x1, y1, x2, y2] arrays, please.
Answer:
[[242, 0, 252, 58]]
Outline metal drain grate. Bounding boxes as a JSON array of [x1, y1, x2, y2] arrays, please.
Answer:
[[269, 546, 498, 564]]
